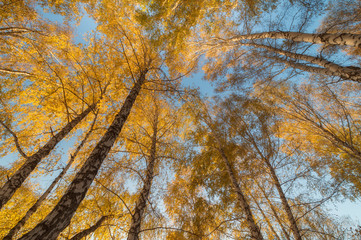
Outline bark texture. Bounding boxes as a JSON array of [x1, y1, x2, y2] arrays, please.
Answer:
[[218, 148, 264, 240], [127, 114, 158, 240], [229, 31, 361, 48], [18, 71, 147, 240], [2, 116, 97, 240], [250, 43, 361, 83], [0, 104, 95, 210]]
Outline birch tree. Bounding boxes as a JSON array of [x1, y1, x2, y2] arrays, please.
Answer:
[[184, 95, 264, 239], [18, 61, 151, 240], [219, 95, 302, 240]]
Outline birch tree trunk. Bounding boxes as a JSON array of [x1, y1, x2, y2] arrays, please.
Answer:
[[264, 159, 302, 240], [248, 43, 361, 83], [256, 181, 291, 240], [127, 112, 158, 240], [267, 55, 338, 76], [250, 193, 281, 239], [218, 148, 264, 240], [18, 70, 147, 240], [227, 31, 361, 48], [2, 115, 97, 240], [0, 104, 95, 210], [244, 127, 302, 240]]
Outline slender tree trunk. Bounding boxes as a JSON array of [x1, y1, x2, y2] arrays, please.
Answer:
[[245, 131, 302, 240], [69, 215, 110, 240], [18, 70, 147, 240], [267, 55, 338, 77], [2, 115, 97, 240], [0, 104, 95, 210], [227, 31, 361, 47], [250, 193, 281, 240], [0, 27, 38, 36], [218, 148, 264, 240], [248, 43, 361, 83], [256, 181, 291, 240], [127, 113, 158, 240], [264, 159, 302, 240]]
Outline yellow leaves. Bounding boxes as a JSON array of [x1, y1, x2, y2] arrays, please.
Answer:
[[0, 179, 37, 238]]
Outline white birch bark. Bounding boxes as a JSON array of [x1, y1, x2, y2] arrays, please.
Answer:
[[249, 43, 361, 83], [0, 104, 95, 209], [18, 71, 147, 240], [227, 31, 361, 48], [2, 115, 97, 240], [266, 54, 361, 83]]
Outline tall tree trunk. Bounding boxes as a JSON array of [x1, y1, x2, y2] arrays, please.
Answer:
[[69, 215, 110, 240], [256, 181, 291, 240], [248, 43, 361, 83], [127, 112, 158, 240], [2, 115, 97, 240], [245, 131, 302, 240], [250, 193, 281, 240], [18, 70, 147, 240], [264, 159, 302, 240], [227, 31, 361, 47], [218, 148, 264, 240], [0, 104, 95, 210], [267, 55, 339, 78]]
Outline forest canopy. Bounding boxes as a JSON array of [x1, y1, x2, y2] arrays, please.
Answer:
[[0, 0, 361, 239]]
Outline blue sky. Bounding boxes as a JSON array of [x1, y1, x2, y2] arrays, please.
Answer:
[[69, 4, 361, 226], [1, 2, 360, 238]]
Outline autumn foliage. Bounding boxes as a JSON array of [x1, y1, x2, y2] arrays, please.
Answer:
[[0, 0, 361, 239]]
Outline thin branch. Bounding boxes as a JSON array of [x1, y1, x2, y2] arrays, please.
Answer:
[[0, 68, 33, 76], [95, 179, 133, 216], [139, 226, 201, 237], [0, 120, 28, 158]]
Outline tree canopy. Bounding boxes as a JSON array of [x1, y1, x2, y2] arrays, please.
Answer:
[[1, 0, 361, 239]]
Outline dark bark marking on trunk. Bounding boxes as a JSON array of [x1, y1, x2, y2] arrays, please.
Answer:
[[18, 71, 147, 240], [0, 104, 95, 210]]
